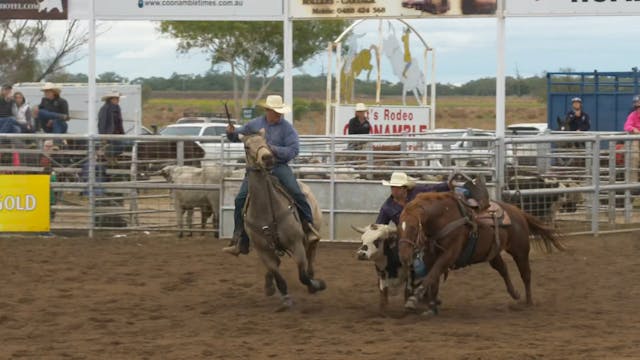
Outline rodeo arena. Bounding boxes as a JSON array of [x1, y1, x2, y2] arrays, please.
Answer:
[[2, 0, 640, 359]]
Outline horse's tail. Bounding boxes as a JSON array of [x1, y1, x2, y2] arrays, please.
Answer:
[[522, 210, 565, 253]]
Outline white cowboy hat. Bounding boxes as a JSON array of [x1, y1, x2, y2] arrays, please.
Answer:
[[382, 172, 416, 187], [40, 82, 61, 93], [355, 103, 368, 112], [101, 90, 126, 101], [260, 95, 291, 114]]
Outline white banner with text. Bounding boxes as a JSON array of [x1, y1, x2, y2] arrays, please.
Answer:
[[90, 0, 283, 20], [333, 104, 430, 136]]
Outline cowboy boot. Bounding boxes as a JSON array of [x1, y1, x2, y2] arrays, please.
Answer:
[[303, 221, 321, 242], [222, 229, 249, 256]]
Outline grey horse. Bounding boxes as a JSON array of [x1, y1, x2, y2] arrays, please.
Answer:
[[239, 130, 326, 311]]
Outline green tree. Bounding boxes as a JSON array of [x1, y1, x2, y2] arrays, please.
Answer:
[[97, 71, 129, 83], [159, 20, 347, 117], [0, 20, 89, 83]]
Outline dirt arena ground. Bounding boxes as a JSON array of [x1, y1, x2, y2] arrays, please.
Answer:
[[1, 232, 639, 360]]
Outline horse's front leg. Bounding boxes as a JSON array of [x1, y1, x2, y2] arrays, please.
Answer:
[[405, 250, 454, 312]]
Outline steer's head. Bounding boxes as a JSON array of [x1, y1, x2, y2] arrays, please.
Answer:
[[353, 222, 398, 261]]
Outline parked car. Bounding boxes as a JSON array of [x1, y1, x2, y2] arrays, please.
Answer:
[[421, 129, 512, 168], [175, 116, 238, 125], [507, 123, 549, 166], [160, 123, 244, 163]]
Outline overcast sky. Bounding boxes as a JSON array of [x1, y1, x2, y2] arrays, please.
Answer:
[[53, 16, 640, 85]]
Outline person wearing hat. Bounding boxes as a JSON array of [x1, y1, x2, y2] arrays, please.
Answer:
[[98, 90, 127, 162], [563, 97, 590, 132], [33, 82, 69, 134], [376, 172, 449, 226], [347, 103, 371, 150], [348, 103, 371, 135], [222, 95, 320, 256]]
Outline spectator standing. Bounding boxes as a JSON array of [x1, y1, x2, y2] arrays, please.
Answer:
[[98, 90, 127, 162], [564, 97, 590, 131], [14, 91, 33, 133], [347, 102, 371, 150], [0, 84, 20, 134], [624, 96, 640, 182], [34, 82, 69, 134]]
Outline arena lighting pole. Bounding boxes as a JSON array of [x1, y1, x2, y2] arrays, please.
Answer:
[[87, 0, 97, 238], [495, 0, 506, 201], [283, 0, 293, 124]]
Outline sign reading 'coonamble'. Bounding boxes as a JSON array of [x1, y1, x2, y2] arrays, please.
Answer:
[[333, 105, 430, 136], [94, 0, 283, 19], [0, 0, 67, 19], [291, 0, 498, 19], [0, 175, 50, 232], [506, 0, 640, 16]]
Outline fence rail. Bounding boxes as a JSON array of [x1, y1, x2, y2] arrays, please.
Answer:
[[1, 130, 640, 240]]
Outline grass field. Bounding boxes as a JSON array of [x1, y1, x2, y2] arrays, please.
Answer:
[[143, 93, 547, 135]]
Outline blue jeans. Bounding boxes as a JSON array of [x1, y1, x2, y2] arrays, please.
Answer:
[[234, 163, 314, 249], [37, 109, 68, 134], [0, 117, 20, 134]]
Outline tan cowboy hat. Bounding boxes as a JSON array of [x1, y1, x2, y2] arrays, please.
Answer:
[[260, 95, 291, 114], [355, 103, 368, 112], [101, 90, 126, 101], [382, 172, 416, 187], [40, 82, 61, 93]]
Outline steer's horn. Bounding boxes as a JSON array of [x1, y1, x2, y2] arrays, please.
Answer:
[[351, 224, 366, 234]]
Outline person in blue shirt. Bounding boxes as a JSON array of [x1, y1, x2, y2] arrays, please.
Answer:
[[376, 172, 450, 226], [223, 95, 319, 256]]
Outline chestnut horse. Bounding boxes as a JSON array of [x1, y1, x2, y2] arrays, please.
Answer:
[[397, 192, 564, 314]]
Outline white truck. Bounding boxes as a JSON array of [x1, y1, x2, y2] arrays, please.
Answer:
[[13, 83, 143, 134]]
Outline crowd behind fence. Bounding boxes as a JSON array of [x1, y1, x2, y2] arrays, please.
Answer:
[[1, 130, 640, 240]]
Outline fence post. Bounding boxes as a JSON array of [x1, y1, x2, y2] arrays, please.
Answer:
[[624, 139, 632, 223], [495, 137, 505, 202], [88, 135, 96, 238], [591, 136, 600, 235], [177, 141, 184, 166], [329, 134, 336, 241], [130, 136, 139, 227], [607, 140, 616, 227]]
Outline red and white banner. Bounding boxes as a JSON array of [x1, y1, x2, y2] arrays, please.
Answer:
[[333, 105, 430, 136]]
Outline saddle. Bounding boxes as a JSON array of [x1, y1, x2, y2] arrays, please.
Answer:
[[450, 175, 511, 268]]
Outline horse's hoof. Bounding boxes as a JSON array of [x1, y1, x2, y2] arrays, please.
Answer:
[[510, 291, 521, 301], [421, 309, 438, 317], [404, 296, 418, 311], [308, 279, 326, 294], [275, 298, 293, 312]]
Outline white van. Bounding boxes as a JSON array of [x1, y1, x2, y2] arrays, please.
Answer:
[[13, 83, 142, 134]]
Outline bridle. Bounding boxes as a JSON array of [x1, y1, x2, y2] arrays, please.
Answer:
[[244, 141, 273, 171]]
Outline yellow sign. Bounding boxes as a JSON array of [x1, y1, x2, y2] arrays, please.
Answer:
[[0, 175, 50, 232]]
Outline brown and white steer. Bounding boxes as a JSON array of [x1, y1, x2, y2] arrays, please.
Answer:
[[353, 222, 407, 312]]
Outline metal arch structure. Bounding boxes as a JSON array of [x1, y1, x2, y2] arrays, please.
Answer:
[[325, 19, 437, 135]]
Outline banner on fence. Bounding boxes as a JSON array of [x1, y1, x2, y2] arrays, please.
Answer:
[[333, 104, 430, 136], [506, 0, 640, 16], [291, 0, 497, 19], [0, 175, 50, 232], [91, 0, 283, 20], [0, 0, 68, 19]]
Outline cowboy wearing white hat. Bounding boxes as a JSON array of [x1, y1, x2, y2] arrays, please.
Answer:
[[98, 90, 127, 162], [223, 94, 320, 256], [376, 172, 450, 226], [348, 102, 371, 135], [33, 82, 69, 134]]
